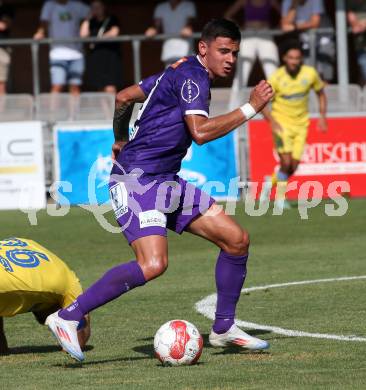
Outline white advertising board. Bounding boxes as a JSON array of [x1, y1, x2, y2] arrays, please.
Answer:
[[0, 121, 46, 210]]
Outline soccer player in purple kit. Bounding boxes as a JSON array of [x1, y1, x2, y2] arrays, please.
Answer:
[[46, 19, 274, 361]]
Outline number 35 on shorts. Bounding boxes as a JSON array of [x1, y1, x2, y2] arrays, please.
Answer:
[[110, 182, 128, 219]]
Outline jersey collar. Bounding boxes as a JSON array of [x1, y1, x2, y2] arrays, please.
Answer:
[[196, 55, 209, 73]]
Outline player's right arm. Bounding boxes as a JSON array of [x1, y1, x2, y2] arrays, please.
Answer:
[[33, 21, 48, 39], [281, 0, 298, 31], [0, 318, 9, 355], [145, 3, 163, 37], [34, 1, 51, 39], [112, 84, 147, 160], [185, 80, 274, 145], [316, 88, 328, 132], [112, 71, 164, 159]]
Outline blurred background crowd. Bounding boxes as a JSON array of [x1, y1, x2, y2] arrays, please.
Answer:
[[0, 0, 364, 95]]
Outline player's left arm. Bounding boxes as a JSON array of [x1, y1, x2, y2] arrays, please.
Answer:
[[313, 69, 328, 132], [316, 88, 328, 132], [112, 84, 147, 160], [0, 317, 9, 355], [185, 80, 274, 145]]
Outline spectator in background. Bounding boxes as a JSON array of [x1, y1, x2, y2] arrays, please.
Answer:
[[347, 0, 366, 86], [0, 1, 14, 95], [281, 0, 335, 83], [225, 0, 280, 109], [34, 0, 89, 95], [80, 0, 122, 94], [145, 0, 196, 68]]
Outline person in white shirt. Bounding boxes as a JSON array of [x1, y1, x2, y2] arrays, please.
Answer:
[[145, 0, 196, 67], [34, 0, 89, 94]]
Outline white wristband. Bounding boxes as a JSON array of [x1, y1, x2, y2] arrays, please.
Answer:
[[240, 103, 257, 120]]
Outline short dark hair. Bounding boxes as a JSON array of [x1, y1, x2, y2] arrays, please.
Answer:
[[201, 18, 241, 43], [281, 39, 304, 56]]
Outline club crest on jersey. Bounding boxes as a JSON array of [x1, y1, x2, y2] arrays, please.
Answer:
[[110, 182, 128, 218], [181, 79, 200, 103]]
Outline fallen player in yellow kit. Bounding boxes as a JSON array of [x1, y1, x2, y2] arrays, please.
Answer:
[[0, 237, 90, 354]]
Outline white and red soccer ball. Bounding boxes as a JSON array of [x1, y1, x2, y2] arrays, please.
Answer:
[[154, 320, 203, 366]]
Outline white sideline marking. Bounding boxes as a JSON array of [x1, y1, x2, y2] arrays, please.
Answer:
[[195, 275, 366, 342]]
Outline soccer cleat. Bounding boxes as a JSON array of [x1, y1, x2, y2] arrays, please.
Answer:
[[259, 176, 272, 203], [209, 324, 269, 350], [45, 311, 84, 362]]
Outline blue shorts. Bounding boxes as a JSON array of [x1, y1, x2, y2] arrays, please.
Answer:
[[50, 58, 85, 86], [109, 171, 215, 245]]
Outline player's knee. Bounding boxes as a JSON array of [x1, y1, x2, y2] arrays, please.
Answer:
[[141, 254, 168, 281], [225, 229, 250, 256]]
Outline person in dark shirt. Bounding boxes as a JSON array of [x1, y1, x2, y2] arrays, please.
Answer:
[[80, 0, 122, 93], [0, 1, 14, 95], [347, 0, 366, 85]]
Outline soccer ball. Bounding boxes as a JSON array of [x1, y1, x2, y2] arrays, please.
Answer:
[[154, 320, 203, 366]]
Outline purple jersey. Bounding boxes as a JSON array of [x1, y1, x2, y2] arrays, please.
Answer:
[[116, 56, 211, 175]]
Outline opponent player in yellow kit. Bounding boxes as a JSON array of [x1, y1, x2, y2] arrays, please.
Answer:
[[0, 237, 90, 355], [261, 40, 328, 208]]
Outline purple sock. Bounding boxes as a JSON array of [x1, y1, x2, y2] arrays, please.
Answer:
[[213, 250, 248, 334], [59, 261, 146, 322]]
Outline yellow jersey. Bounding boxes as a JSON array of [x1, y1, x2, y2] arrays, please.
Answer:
[[268, 65, 324, 128], [0, 238, 82, 317]]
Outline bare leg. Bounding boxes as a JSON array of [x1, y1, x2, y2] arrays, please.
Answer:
[[69, 84, 81, 96], [186, 204, 249, 255], [131, 235, 168, 281], [278, 152, 293, 177], [59, 235, 168, 323], [51, 84, 63, 93]]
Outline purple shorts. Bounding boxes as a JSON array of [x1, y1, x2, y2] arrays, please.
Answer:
[[109, 172, 215, 244]]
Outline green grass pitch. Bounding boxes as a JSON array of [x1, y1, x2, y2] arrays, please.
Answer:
[[0, 199, 366, 389]]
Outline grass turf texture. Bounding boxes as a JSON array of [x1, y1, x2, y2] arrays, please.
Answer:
[[0, 199, 365, 389]]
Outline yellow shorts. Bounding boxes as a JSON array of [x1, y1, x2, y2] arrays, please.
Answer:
[[273, 125, 308, 161]]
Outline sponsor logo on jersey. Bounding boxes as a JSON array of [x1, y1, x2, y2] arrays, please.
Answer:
[[139, 210, 167, 228], [181, 79, 200, 103]]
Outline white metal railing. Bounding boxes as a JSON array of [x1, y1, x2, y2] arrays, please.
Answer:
[[0, 28, 342, 97], [1, 84, 364, 123], [1, 86, 364, 190]]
